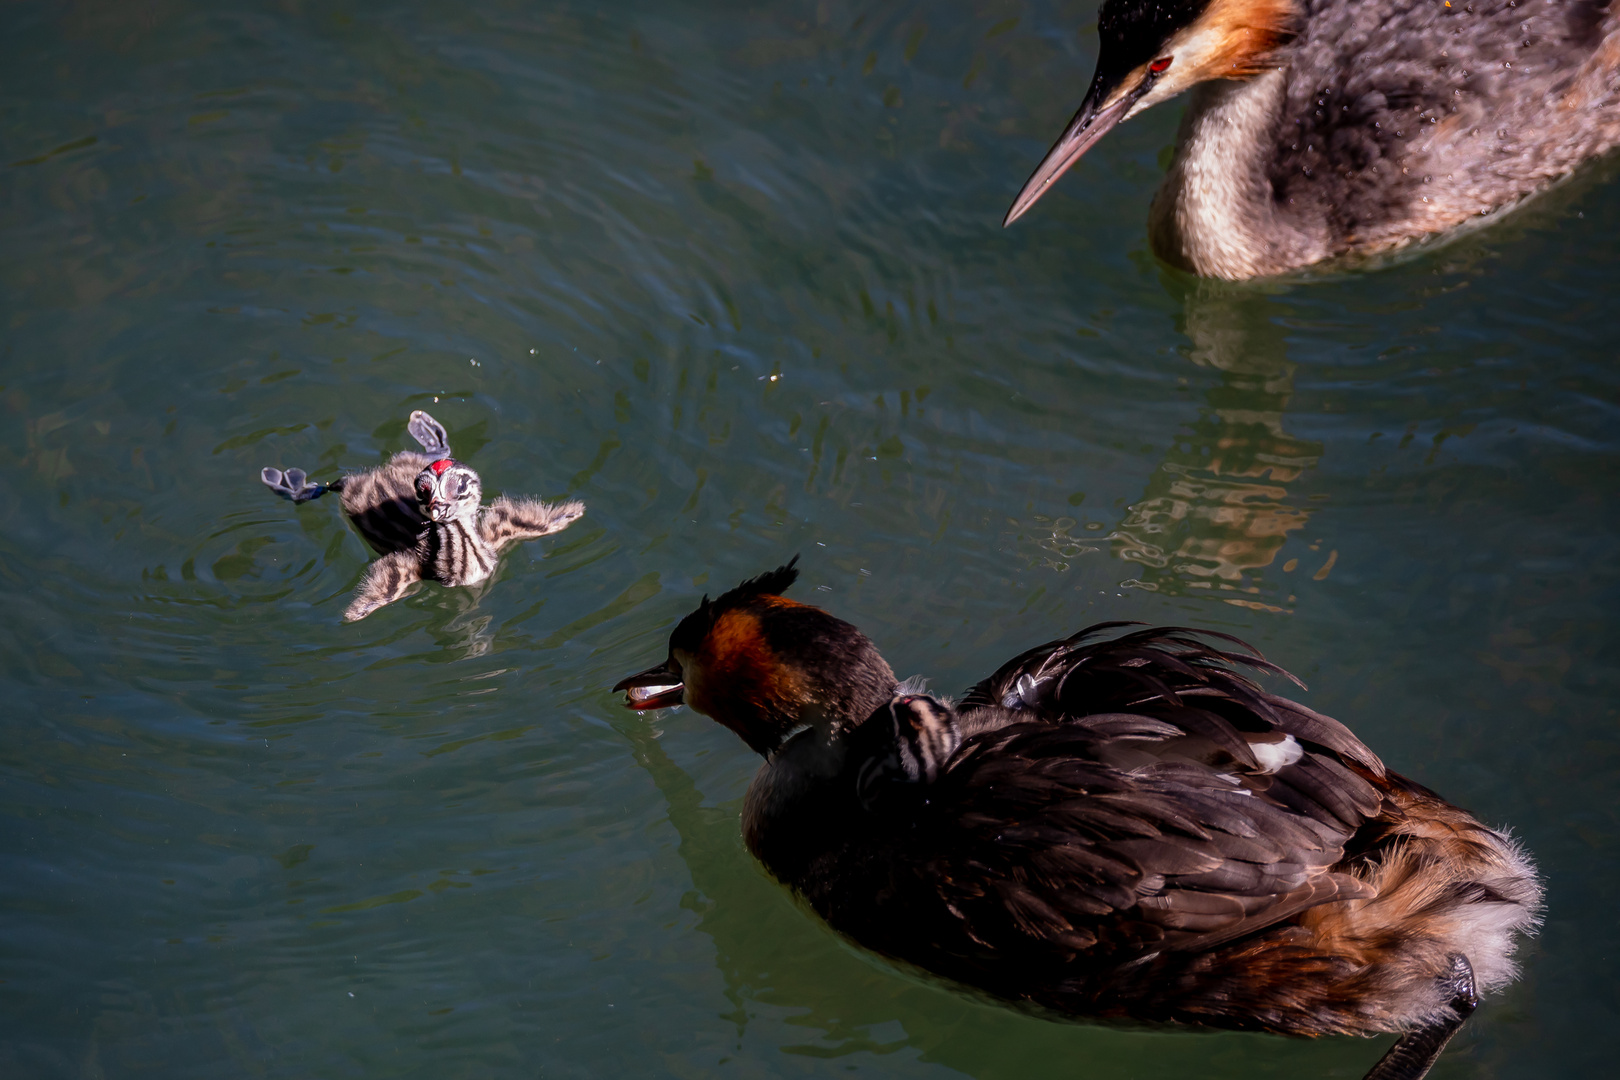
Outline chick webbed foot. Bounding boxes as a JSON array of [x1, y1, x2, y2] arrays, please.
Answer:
[[261, 466, 329, 503], [408, 410, 451, 457]]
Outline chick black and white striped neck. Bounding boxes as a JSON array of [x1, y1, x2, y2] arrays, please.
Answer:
[[413, 458, 497, 587]]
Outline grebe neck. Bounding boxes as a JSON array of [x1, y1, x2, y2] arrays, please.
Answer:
[[1148, 70, 1323, 280]]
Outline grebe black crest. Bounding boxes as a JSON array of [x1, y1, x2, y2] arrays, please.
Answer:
[[1006, 0, 1620, 278], [616, 560, 1543, 1080], [260, 410, 584, 621]]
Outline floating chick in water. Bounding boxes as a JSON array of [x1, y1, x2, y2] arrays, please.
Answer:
[[260, 410, 584, 621]]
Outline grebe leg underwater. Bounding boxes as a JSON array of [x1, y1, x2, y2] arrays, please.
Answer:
[[1005, 0, 1620, 278], [615, 559, 1543, 1080], [259, 409, 584, 621]]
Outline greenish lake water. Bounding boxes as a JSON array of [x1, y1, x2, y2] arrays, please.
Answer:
[[3, 2, 1616, 1077]]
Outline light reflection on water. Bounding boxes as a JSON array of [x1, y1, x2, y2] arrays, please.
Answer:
[[1114, 288, 1324, 610], [2, 2, 1618, 1078]]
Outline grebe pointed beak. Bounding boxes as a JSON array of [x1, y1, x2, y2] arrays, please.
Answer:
[[1003, 85, 1137, 227], [614, 660, 685, 711]]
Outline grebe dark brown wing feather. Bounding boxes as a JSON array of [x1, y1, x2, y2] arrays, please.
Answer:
[[957, 623, 1382, 775]]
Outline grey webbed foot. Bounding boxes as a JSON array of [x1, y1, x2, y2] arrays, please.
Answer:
[[1361, 954, 1478, 1080], [261, 466, 329, 503], [408, 410, 451, 457]]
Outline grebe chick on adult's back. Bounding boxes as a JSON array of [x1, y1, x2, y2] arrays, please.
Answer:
[[615, 559, 1543, 1080], [1004, 0, 1620, 278]]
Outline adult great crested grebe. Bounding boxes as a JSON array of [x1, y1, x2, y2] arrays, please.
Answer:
[[260, 410, 584, 620], [615, 559, 1543, 1080], [1004, 0, 1620, 278]]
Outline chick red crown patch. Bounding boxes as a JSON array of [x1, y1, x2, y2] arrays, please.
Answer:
[[429, 458, 454, 475]]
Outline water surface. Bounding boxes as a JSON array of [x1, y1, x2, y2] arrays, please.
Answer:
[[3, 2, 1617, 1077]]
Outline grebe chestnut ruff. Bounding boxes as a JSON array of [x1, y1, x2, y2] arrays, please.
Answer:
[[1005, 0, 1620, 278], [260, 410, 584, 621], [616, 559, 1543, 1080]]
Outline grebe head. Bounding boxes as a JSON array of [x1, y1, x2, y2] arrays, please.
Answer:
[[614, 557, 897, 756], [414, 458, 482, 523], [1004, 0, 1297, 225]]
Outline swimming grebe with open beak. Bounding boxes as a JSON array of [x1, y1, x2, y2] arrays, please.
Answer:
[[1005, 0, 1620, 278], [616, 558, 1543, 1080]]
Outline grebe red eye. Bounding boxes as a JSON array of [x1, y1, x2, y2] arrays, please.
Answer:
[[1149, 57, 1173, 74]]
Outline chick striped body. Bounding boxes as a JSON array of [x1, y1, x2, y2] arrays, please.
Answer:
[[420, 513, 498, 588]]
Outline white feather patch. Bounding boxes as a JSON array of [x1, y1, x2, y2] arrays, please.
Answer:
[[1249, 734, 1304, 774]]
